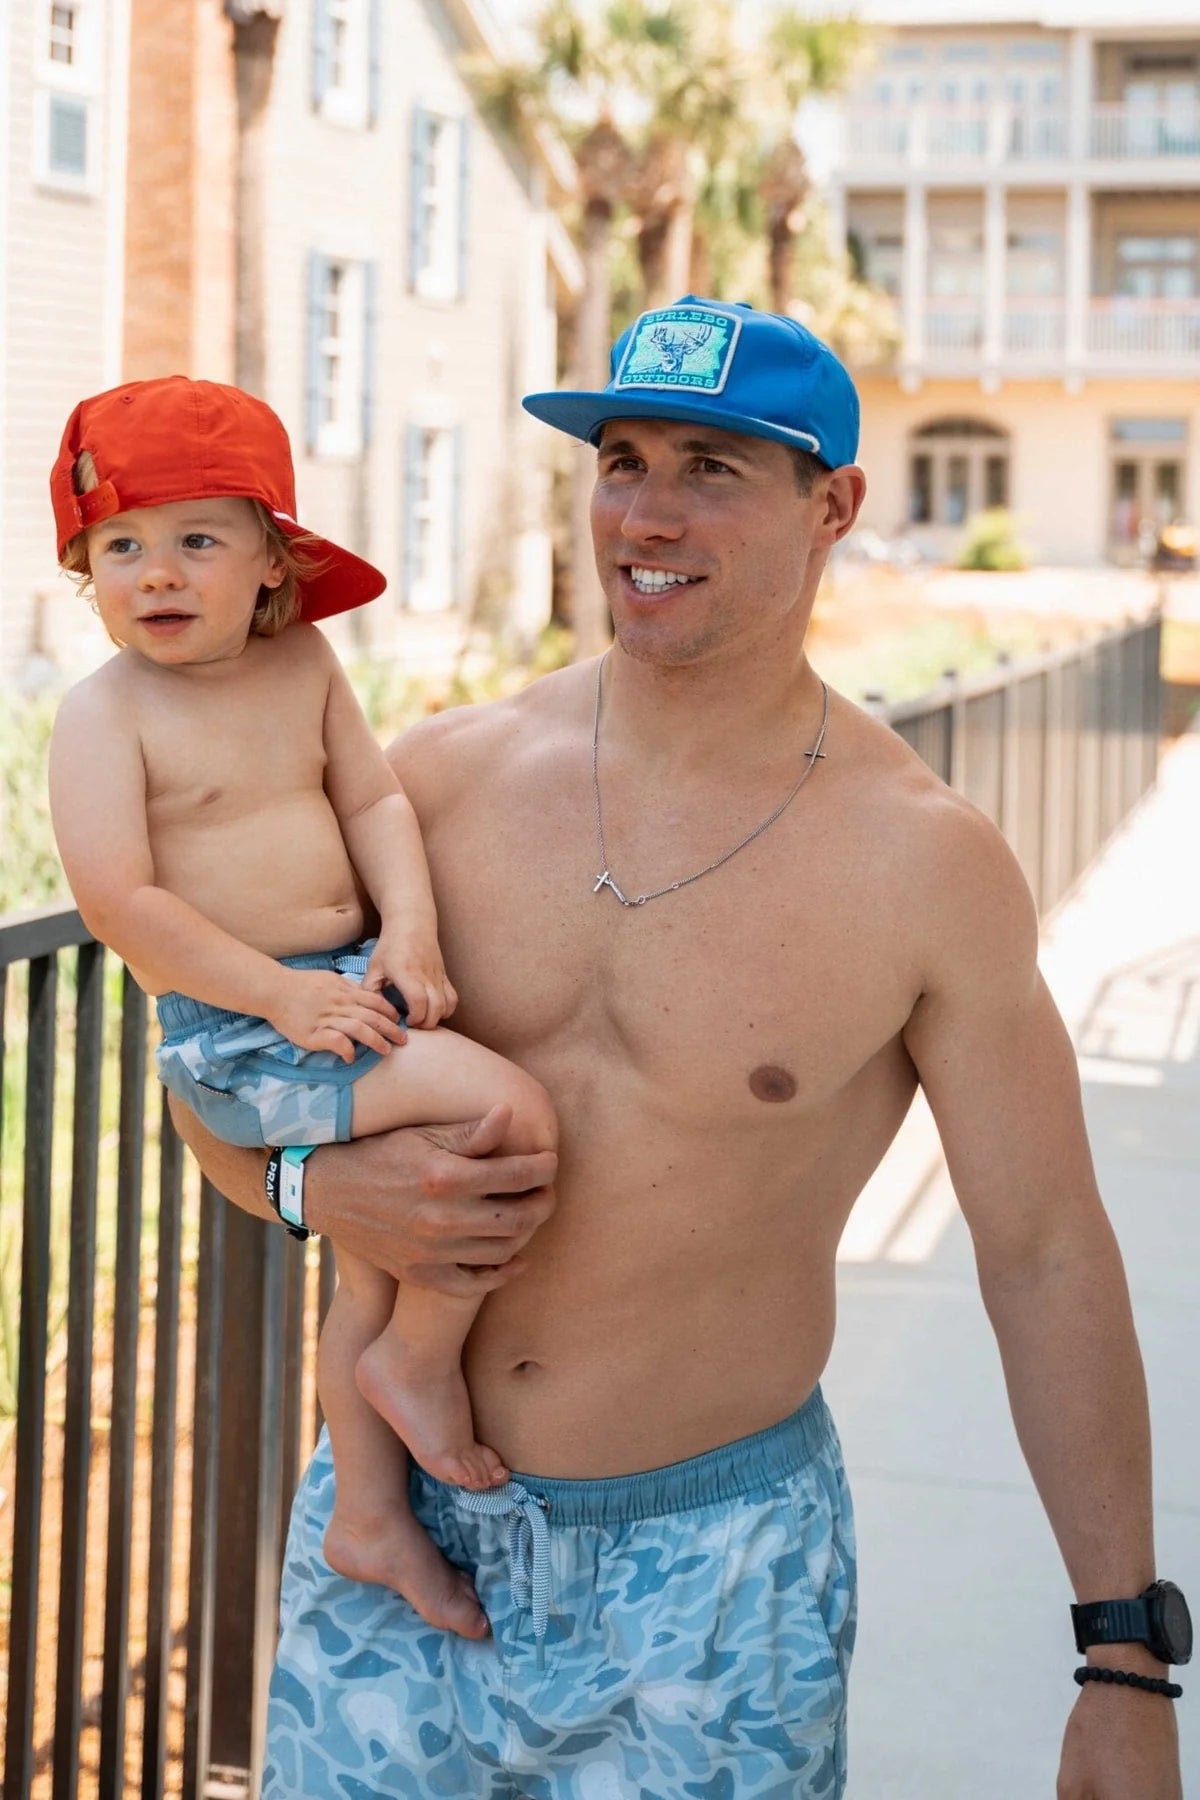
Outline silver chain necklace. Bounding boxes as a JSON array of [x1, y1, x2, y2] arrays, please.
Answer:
[[590, 653, 830, 907]]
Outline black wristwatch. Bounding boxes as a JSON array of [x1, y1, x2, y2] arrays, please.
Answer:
[[1071, 1581, 1193, 1666]]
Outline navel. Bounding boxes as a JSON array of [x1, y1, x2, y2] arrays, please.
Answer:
[[749, 1064, 798, 1104]]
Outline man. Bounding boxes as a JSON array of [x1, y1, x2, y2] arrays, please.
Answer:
[[175, 298, 1186, 1799]]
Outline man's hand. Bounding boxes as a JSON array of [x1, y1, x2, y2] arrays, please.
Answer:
[[364, 928, 457, 1029], [267, 969, 408, 1060], [303, 1104, 557, 1293], [1057, 1685, 1181, 1799]]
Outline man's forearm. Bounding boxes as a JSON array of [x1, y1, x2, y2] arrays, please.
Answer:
[[981, 1214, 1155, 1607]]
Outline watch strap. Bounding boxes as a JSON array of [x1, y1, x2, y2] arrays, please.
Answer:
[[1071, 1595, 1152, 1655], [264, 1144, 318, 1240]]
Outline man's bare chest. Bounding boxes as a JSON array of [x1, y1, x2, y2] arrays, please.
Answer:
[[426, 775, 919, 1118]]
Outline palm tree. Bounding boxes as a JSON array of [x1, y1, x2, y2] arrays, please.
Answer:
[[754, 10, 869, 314]]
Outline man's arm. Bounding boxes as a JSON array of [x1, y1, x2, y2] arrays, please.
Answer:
[[902, 800, 1179, 1800], [168, 1096, 558, 1294]]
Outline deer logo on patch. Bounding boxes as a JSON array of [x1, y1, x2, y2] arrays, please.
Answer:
[[615, 307, 741, 393]]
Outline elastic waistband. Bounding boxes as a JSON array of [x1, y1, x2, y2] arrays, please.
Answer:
[[156, 942, 368, 1036], [472, 1389, 833, 1528]]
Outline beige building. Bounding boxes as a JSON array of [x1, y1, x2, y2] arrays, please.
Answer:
[[0, 0, 131, 684], [824, 6, 1200, 566], [0, 0, 577, 687]]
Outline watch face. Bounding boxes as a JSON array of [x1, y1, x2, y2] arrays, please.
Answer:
[[1156, 1584, 1193, 1664]]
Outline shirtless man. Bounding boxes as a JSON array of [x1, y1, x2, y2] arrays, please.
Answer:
[[175, 299, 1186, 1799]]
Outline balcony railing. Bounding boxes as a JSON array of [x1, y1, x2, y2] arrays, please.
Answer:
[[1003, 301, 1066, 358], [1090, 102, 1200, 160], [0, 616, 1164, 1797], [895, 298, 1198, 371], [1088, 297, 1200, 362], [924, 298, 985, 356], [843, 99, 1200, 167]]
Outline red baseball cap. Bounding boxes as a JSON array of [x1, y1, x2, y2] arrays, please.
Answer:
[[50, 376, 386, 622]]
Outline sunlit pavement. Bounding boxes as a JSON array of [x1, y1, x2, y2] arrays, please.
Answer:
[[828, 723, 1200, 1798]]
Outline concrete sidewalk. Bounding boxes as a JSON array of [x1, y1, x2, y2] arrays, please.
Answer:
[[827, 728, 1200, 1798]]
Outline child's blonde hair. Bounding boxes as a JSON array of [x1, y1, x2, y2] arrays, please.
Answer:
[[60, 449, 323, 637]]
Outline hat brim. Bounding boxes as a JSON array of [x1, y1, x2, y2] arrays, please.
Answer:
[[271, 514, 387, 622], [522, 390, 829, 463]]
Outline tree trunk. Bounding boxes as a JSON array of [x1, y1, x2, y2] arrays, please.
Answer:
[[571, 194, 615, 660], [633, 136, 694, 309], [760, 139, 809, 316], [230, 12, 281, 395]]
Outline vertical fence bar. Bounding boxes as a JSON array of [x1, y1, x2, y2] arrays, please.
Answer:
[[98, 972, 147, 1798], [4, 953, 58, 1800], [278, 1237, 308, 1568], [250, 1228, 289, 1794], [183, 1178, 226, 1800], [52, 940, 105, 1800], [1040, 661, 1065, 913], [141, 1094, 185, 1800]]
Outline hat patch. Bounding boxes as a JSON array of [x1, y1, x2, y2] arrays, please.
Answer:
[[615, 307, 741, 395]]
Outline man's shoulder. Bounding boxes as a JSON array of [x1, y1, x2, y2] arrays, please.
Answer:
[[387, 661, 590, 795], [833, 691, 1036, 956]]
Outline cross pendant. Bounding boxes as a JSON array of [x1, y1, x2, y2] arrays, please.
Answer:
[[593, 870, 632, 905]]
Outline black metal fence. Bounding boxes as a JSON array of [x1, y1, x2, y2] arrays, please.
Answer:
[[0, 613, 1163, 1799]]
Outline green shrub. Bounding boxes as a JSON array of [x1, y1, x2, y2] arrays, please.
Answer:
[[0, 689, 68, 915], [957, 508, 1030, 572]]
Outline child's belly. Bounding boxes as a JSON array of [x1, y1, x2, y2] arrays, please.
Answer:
[[149, 791, 368, 961]]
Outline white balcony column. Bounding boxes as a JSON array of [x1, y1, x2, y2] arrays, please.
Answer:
[[983, 182, 1007, 373], [1068, 29, 1094, 163], [1064, 181, 1090, 382], [902, 181, 928, 374]]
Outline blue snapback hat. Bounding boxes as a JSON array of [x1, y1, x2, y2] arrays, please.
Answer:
[[522, 296, 859, 470]]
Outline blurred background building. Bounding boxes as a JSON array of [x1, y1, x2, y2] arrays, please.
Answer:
[[0, 0, 579, 687], [827, 5, 1200, 566]]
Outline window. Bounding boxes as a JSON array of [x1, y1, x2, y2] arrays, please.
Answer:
[[1116, 235, 1197, 301], [312, 0, 379, 129], [403, 425, 462, 612], [34, 0, 99, 191], [1007, 229, 1064, 298], [409, 108, 470, 302], [305, 253, 376, 458], [908, 420, 1010, 528], [49, 3, 77, 63]]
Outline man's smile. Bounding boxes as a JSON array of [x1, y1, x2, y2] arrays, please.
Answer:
[[624, 565, 704, 596]]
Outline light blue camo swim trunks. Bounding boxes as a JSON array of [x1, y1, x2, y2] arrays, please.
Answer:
[[155, 939, 400, 1148], [265, 1387, 856, 1799]]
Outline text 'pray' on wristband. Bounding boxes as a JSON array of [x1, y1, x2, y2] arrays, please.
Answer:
[[264, 1144, 318, 1241]]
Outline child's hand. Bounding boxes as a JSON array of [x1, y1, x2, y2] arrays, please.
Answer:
[[364, 931, 458, 1029], [268, 970, 407, 1063]]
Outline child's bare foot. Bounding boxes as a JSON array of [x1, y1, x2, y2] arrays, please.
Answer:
[[324, 1504, 489, 1639], [356, 1334, 509, 1490]]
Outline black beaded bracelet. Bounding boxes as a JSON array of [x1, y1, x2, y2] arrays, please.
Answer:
[[1074, 1666, 1182, 1700]]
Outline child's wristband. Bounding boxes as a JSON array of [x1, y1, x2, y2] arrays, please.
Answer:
[[264, 1145, 318, 1240]]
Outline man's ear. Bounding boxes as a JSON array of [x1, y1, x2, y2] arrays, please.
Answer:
[[821, 466, 867, 544]]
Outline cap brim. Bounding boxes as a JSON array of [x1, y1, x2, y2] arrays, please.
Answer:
[[522, 390, 827, 461], [272, 516, 387, 622]]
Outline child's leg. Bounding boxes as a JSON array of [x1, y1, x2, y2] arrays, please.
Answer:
[[349, 1029, 557, 1487], [317, 1247, 488, 1636]]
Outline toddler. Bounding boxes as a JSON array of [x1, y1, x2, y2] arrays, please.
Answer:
[[48, 377, 556, 1632]]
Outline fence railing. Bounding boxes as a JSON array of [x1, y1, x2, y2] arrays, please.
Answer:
[[0, 612, 1163, 1798]]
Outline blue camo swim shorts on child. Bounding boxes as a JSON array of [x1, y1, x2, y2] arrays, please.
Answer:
[[265, 1387, 856, 1799], [155, 939, 403, 1148]]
